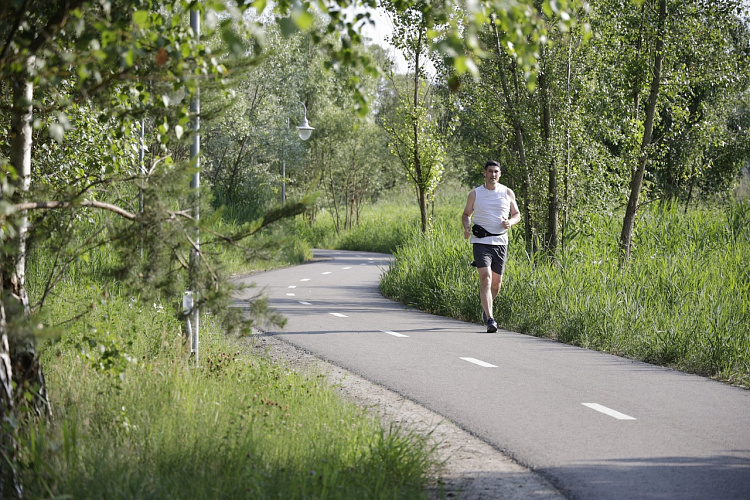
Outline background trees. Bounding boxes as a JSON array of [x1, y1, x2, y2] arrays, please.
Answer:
[[452, 5, 592, 256], [452, 0, 749, 260], [379, 2, 453, 233], [580, 0, 750, 260]]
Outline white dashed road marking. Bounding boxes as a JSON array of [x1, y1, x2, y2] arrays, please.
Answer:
[[300, 278, 311, 282], [460, 357, 498, 368], [298, 301, 311, 305], [286, 293, 295, 296], [322, 272, 332, 275], [342, 266, 352, 270], [582, 403, 636, 420], [330, 313, 348, 318], [381, 330, 409, 338], [288, 285, 297, 289]]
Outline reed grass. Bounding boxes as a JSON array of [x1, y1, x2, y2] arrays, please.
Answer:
[[380, 200, 750, 387]]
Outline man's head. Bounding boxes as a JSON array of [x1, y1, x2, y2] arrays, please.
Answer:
[[484, 160, 501, 172], [483, 160, 501, 187]]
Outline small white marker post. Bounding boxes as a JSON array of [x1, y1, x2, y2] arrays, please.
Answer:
[[183, 291, 197, 362]]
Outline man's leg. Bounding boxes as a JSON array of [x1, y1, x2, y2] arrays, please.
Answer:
[[491, 271, 503, 301], [478, 266, 493, 320], [487, 245, 507, 320], [480, 268, 503, 319]]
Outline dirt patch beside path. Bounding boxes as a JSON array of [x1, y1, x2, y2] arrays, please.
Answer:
[[251, 332, 565, 499]]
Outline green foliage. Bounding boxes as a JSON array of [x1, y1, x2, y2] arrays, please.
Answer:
[[0, 0, 587, 494], [381, 74, 451, 233], [381, 200, 750, 387], [451, 0, 750, 258], [581, 0, 750, 201], [381, 0, 588, 87], [305, 105, 397, 234]]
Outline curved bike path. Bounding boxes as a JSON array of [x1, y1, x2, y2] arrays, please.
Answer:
[[234, 249, 750, 500]]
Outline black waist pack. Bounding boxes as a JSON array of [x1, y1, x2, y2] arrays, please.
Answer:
[[472, 224, 504, 238]]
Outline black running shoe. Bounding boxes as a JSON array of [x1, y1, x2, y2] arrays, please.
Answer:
[[486, 318, 498, 333]]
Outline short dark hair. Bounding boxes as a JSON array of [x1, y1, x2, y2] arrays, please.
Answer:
[[484, 160, 500, 170]]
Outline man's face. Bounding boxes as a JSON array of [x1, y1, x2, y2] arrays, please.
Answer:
[[484, 165, 501, 183]]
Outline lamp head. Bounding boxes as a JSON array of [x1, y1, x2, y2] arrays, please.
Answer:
[[296, 101, 314, 140], [296, 118, 314, 141]]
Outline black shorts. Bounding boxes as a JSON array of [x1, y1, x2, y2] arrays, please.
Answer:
[[473, 244, 507, 275]]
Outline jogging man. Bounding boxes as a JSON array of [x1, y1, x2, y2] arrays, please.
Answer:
[[462, 160, 521, 332]]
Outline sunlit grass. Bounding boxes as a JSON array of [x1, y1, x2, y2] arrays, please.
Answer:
[[23, 283, 436, 498], [298, 181, 466, 254]]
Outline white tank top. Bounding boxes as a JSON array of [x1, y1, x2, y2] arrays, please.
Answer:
[[470, 184, 510, 246]]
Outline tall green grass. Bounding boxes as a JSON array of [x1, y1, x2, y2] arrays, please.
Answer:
[[381, 200, 750, 387], [20, 281, 436, 498], [15, 207, 438, 498], [294, 182, 467, 254]]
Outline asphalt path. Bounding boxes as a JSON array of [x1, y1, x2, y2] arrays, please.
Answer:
[[234, 249, 750, 499]]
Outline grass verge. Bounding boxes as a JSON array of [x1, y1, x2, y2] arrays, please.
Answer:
[[19, 259, 435, 498]]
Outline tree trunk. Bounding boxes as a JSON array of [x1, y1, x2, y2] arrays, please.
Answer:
[[493, 22, 535, 254], [632, 2, 647, 123], [413, 28, 428, 233], [324, 148, 341, 235], [539, 48, 558, 257], [0, 314, 21, 498], [2, 54, 49, 498], [620, 0, 667, 263], [562, 40, 572, 253], [9, 60, 32, 315], [9, 56, 51, 416], [226, 134, 248, 201]]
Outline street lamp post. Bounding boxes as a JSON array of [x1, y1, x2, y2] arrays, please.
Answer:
[[282, 101, 314, 203]]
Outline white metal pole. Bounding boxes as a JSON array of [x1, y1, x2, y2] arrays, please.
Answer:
[[282, 117, 288, 203], [189, 7, 201, 364], [139, 115, 145, 259], [139, 116, 145, 213]]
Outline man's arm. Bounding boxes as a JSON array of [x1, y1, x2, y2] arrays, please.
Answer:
[[462, 190, 476, 239], [505, 188, 521, 228]]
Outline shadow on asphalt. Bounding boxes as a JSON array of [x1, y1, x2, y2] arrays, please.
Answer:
[[541, 452, 750, 499]]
